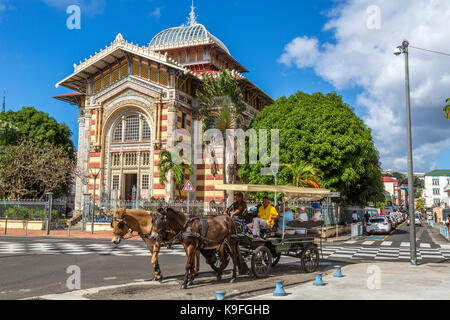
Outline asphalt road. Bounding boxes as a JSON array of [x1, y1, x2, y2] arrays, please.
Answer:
[[0, 222, 448, 300]]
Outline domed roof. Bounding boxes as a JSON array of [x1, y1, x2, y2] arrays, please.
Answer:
[[149, 23, 230, 55]]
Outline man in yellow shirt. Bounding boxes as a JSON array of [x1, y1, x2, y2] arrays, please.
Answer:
[[249, 197, 279, 238]]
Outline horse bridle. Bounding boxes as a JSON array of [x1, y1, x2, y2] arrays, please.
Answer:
[[111, 217, 133, 239]]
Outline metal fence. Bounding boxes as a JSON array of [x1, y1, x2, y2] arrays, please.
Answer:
[[440, 225, 450, 240]]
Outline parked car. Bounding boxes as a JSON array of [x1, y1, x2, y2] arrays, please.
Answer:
[[386, 215, 397, 229], [407, 213, 423, 226], [366, 216, 392, 235]]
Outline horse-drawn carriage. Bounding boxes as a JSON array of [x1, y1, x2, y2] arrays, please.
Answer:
[[214, 184, 333, 278]]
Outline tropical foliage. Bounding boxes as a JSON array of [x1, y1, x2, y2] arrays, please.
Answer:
[[158, 150, 193, 200], [0, 119, 21, 146], [239, 91, 385, 206], [196, 70, 246, 190], [444, 98, 450, 119], [283, 159, 323, 188]]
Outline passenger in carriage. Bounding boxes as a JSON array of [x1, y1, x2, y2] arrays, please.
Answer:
[[248, 197, 279, 238], [295, 206, 309, 222]]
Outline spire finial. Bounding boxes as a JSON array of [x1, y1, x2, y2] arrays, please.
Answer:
[[2, 88, 5, 114], [188, 0, 198, 26]]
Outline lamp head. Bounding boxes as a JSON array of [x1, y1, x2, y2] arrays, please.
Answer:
[[394, 46, 402, 56]]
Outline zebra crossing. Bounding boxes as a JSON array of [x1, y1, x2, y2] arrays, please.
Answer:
[[0, 241, 187, 257], [320, 240, 450, 261]]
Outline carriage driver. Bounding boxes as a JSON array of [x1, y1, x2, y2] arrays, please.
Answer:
[[248, 197, 279, 238], [224, 192, 248, 221]]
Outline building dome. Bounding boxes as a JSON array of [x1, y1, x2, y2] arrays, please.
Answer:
[[149, 24, 230, 55]]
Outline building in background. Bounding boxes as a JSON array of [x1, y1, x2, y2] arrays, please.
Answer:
[[382, 176, 399, 206], [423, 170, 450, 210], [54, 5, 273, 210]]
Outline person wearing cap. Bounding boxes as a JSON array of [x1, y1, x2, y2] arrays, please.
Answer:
[[295, 206, 309, 222], [311, 203, 322, 222]]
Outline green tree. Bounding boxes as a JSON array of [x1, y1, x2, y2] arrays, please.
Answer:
[[444, 98, 450, 119], [415, 198, 425, 213], [283, 159, 323, 188], [239, 91, 385, 206], [0, 139, 76, 199], [0, 107, 74, 157], [158, 150, 193, 200], [0, 119, 21, 146]]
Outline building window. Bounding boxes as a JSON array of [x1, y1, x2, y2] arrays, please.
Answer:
[[112, 175, 120, 190], [142, 121, 151, 140], [432, 178, 440, 186], [181, 113, 187, 129], [434, 199, 441, 205], [142, 175, 149, 190], [112, 153, 121, 167], [141, 152, 150, 166], [124, 152, 137, 167], [125, 116, 140, 141], [433, 188, 440, 195], [113, 123, 123, 142]]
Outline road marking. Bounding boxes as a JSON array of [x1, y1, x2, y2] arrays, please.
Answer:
[[381, 241, 392, 246], [440, 244, 450, 249], [362, 241, 375, 245], [344, 240, 357, 244], [103, 277, 117, 281], [400, 242, 410, 247], [420, 243, 431, 248]]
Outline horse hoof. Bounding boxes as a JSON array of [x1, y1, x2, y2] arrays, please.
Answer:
[[181, 284, 187, 290], [230, 278, 236, 284]]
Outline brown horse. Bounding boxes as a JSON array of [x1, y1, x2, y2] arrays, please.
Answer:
[[151, 208, 241, 289], [110, 206, 201, 281]]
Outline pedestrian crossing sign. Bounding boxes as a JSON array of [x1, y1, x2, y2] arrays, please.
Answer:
[[183, 180, 195, 192]]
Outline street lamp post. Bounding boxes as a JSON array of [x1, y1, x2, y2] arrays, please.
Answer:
[[394, 40, 417, 265], [90, 167, 101, 235]]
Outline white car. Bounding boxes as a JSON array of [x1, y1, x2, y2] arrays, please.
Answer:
[[407, 213, 422, 226], [366, 216, 392, 235]]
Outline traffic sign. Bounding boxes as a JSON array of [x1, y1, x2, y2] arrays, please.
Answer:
[[183, 180, 195, 192]]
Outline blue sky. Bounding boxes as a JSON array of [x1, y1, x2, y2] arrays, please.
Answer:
[[0, 0, 449, 172]]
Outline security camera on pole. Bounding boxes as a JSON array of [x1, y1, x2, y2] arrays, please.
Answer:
[[394, 40, 417, 265]]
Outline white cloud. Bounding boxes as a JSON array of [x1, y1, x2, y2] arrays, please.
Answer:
[[279, 0, 450, 172], [150, 7, 163, 20], [41, 0, 106, 16], [278, 36, 320, 68]]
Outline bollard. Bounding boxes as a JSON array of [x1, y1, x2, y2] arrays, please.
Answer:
[[333, 266, 344, 278], [4, 216, 7, 235], [216, 291, 226, 300], [273, 280, 287, 296], [313, 273, 324, 286]]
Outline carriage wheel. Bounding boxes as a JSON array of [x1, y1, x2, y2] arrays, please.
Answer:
[[272, 253, 281, 267], [300, 245, 320, 273], [251, 246, 273, 278]]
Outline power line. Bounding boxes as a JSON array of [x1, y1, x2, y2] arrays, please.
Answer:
[[409, 45, 450, 57]]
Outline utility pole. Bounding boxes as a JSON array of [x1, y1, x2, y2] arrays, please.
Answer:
[[2, 89, 6, 114], [395, 40, 417, 265]]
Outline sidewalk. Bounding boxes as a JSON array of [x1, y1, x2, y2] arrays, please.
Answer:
[[251, 261, 450, 300], [426, 222, 450, 244]]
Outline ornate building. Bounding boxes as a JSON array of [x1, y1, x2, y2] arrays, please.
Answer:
[[55, 6, 273, 210]]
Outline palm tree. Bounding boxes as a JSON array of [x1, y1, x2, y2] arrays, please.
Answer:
[[158, 150, 193, 200], [197, 70, 246, 199], [283, 159, 324, 188], [444, 98, 450, 119], [208, 97, 245, 187]]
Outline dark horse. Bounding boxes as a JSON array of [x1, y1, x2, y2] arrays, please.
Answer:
[[151, 207, 242, 289]]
